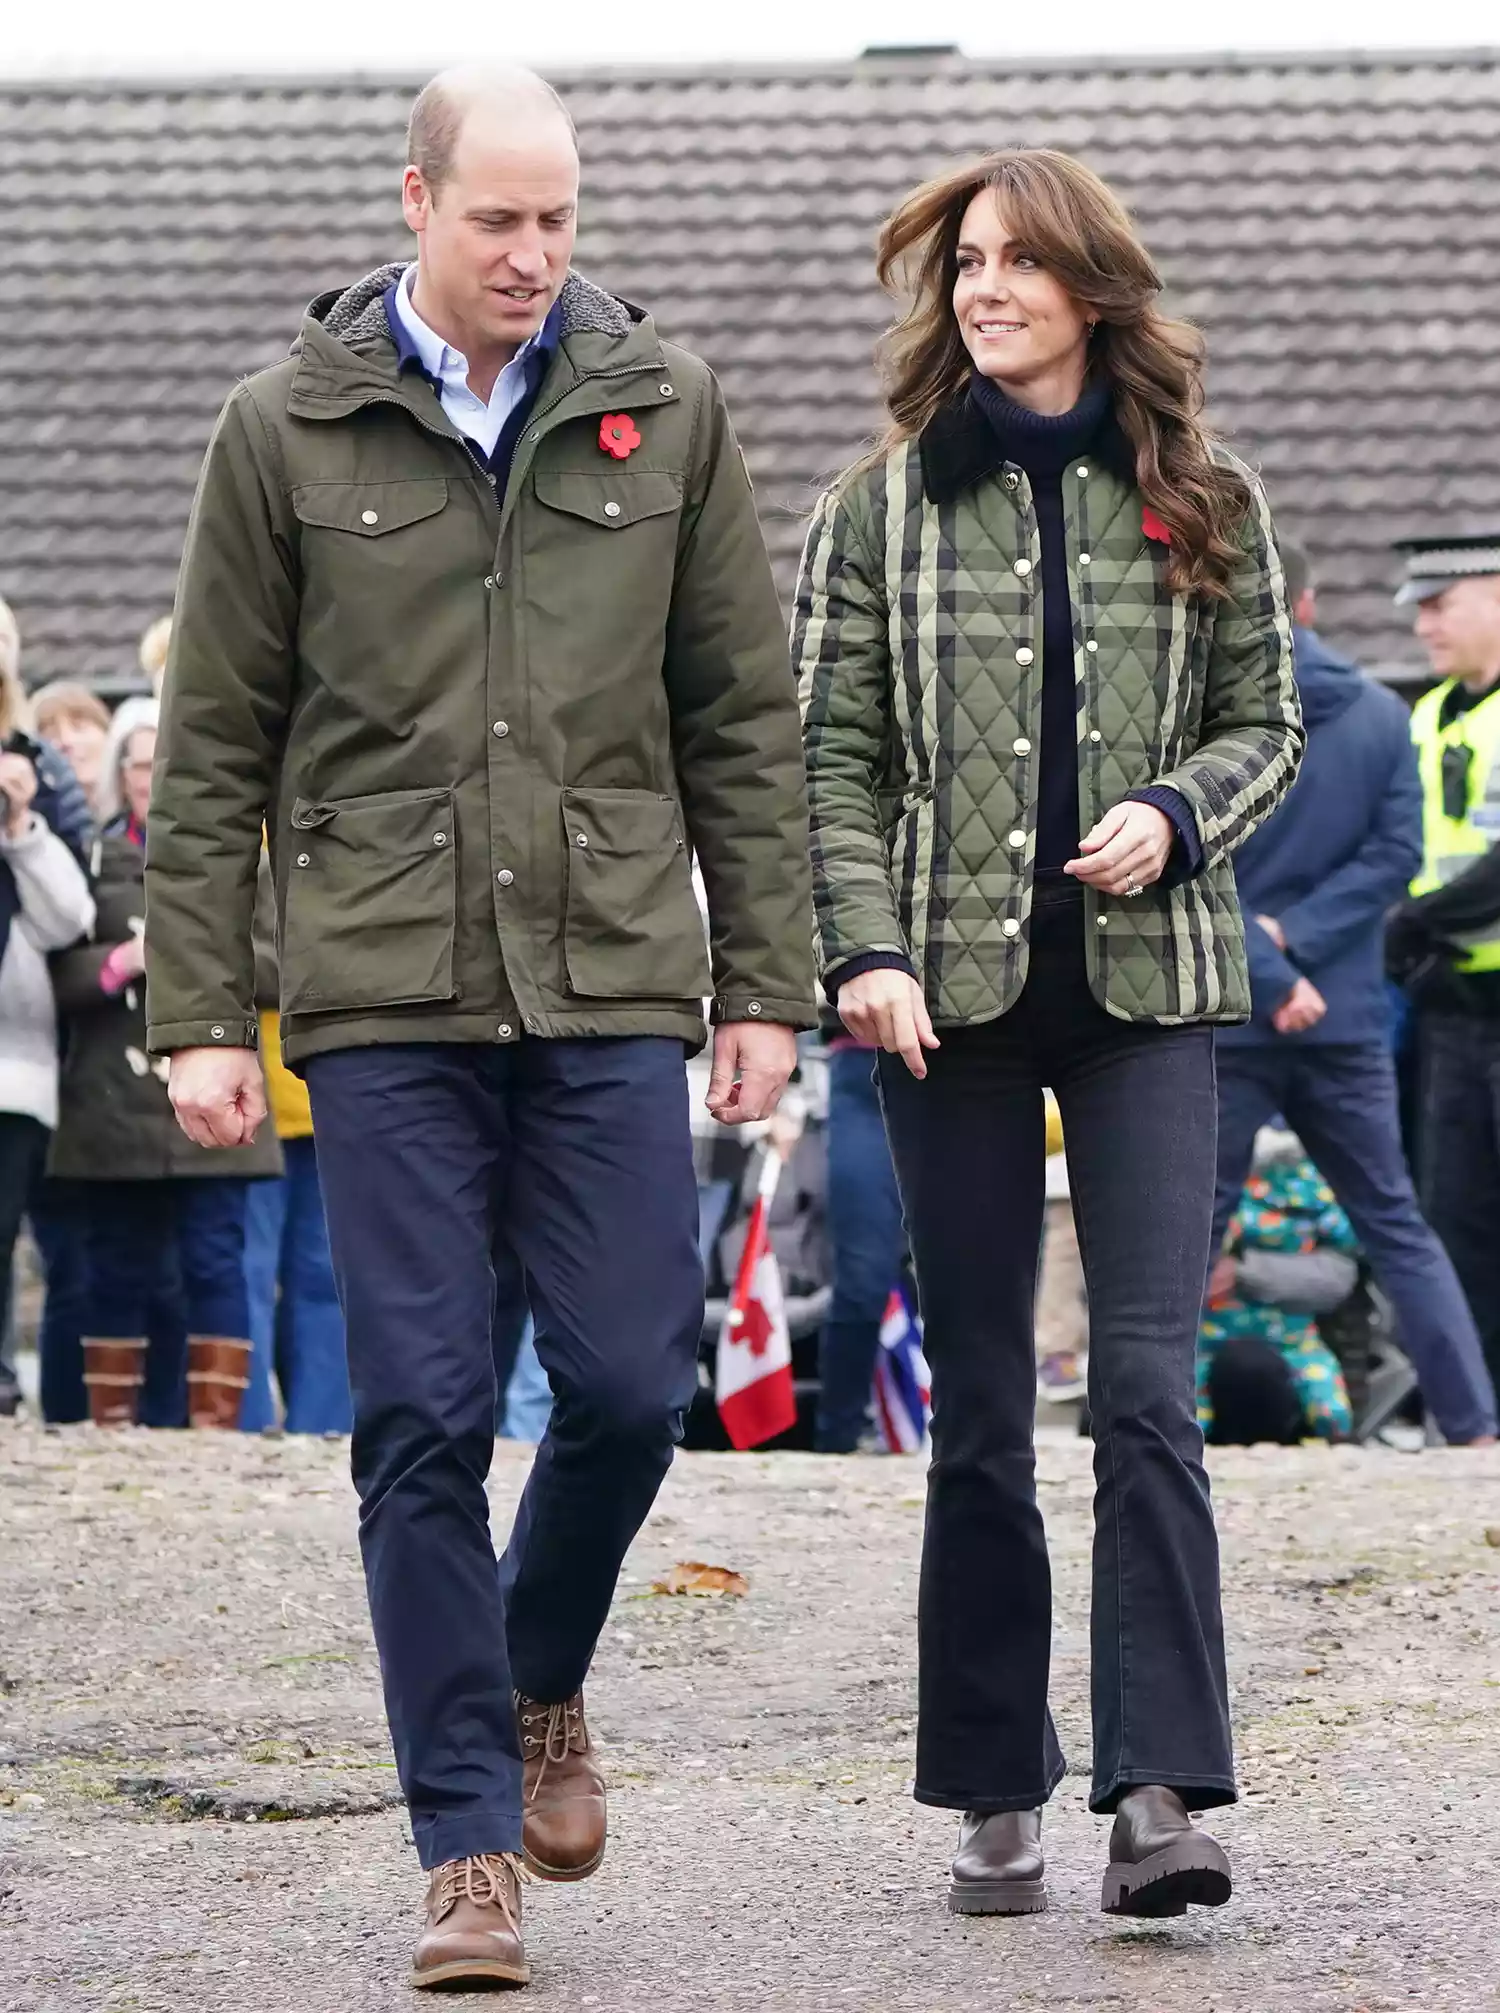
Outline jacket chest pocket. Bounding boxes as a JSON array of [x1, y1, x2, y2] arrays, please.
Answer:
[[528, 471, 682, 594], [560, 786, 710, 1002], [281, 786, 458, 1014]]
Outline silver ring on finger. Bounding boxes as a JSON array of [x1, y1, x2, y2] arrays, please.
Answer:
[[1124, 876, 1144, 898]]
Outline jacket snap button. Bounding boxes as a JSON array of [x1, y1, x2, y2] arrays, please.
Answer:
[[1003, 471, 1020, 490], [361, 509, 379, 525], [497, 869, 514, 887], [211, 1025, 225, 1039], [575, 833, 589, 847], [1008, 830, 1025, 848], [1090, 729, 1102, 743], [493, 720, 509, 738], [498, 1023, 513, 1040], [660, 383, 673, 395], [1080, 552, 1092, 565], [432, 832, 447, 846], [1076, 465, 1089, 479], [747, 1000, 763, 1016], [484, 575, 496, 589], [604, 502, 622, 519], [1014, 558, 1033, 577], [1013, 737, 1031, 756], [1002, 919, 1020, 939], [1015, 647, 1034, 667], [296, 852, 310, 867], [1096, 914, 1109, 928], [1086, 639, 1099, 653]]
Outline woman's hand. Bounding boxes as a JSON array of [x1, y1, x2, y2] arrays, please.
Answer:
[[837, 969, 941, 1080], [1065, 802, 1174, 897], [113, 932, 148, 983]]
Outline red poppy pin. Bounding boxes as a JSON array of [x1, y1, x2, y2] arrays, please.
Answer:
[[1141, 504, 1172, 545], [599, 413, 641, 461]]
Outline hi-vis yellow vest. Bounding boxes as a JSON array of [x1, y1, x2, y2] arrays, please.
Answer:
[[1410, 679, 1500, 972]]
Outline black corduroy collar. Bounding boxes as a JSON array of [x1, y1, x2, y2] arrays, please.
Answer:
[[919, 377, 1134, 505]]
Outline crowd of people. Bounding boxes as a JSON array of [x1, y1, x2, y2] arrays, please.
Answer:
[[0, 602, 352, 1433]]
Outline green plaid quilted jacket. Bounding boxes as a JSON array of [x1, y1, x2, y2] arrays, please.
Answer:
[[795, 411, 1302, 1027]]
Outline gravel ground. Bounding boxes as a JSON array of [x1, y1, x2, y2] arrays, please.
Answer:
[[2, 1420, 1498, 2013]]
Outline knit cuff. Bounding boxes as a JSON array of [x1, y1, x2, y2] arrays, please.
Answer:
[[1126, 786, 1204, 885], [823, 950, 918, 1007]]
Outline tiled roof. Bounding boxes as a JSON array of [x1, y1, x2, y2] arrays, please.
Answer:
[[6, 49, 1500, 687]]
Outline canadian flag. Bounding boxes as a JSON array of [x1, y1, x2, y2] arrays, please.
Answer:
[[716, 1148, 798, 1450]]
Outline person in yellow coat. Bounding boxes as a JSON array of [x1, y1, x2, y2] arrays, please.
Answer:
[[241, 861, 350, 1433]]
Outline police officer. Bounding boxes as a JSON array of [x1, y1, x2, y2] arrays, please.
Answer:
[[1386, 533, 1500, 1401]]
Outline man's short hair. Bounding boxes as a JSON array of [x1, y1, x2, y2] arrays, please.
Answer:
[[406, 69, 575, 198], [1280, 538, 1312, 608]]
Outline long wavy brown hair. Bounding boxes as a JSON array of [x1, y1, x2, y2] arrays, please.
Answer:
[[873, 148, 1248, 598]]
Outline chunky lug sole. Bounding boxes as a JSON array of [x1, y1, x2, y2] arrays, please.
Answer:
[[948, 1872, 1048, 1917], [410, 1954, 531, 1990], [1101, 1835, 1232, 1918], [522, 1835, 606, 1884]]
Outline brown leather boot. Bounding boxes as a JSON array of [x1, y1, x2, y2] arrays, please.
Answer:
[[948, 1808, 1047, 1915], [82, 1338, 146, 1428], [518, 1692, 606, 1881], [186, 1336, 252, 1429], [1101, 1785, 1232, 1916], [411, 1852, 530, 1990]]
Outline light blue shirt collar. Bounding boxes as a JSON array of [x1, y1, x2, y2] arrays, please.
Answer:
[[390, 265, 550, 458]]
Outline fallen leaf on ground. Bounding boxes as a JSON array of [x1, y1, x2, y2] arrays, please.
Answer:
[[1485, 1528, 1500, 1547], [652, 1561, 749, 1598]]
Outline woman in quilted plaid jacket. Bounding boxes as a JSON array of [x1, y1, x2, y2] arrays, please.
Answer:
[[796, 148, 1303, 1922]]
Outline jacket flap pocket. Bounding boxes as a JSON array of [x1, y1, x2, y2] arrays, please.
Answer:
[[561, 785, 683, 856], [533, 471, 682, 530], [290, 480, 449, 536], [290, 786, 453, 844]]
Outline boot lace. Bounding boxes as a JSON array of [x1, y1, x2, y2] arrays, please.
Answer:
[[432, 1852, 531, 1927], [518, 1696, 584, 1804]]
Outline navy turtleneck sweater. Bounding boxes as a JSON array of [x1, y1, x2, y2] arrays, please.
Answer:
[[968, 373, 1111, 875]]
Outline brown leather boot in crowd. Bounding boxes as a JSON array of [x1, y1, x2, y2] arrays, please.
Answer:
[[81, 1337, 146, 1427], [186, 1336, 252, 1428], [517, 1691, 607, 1881], [410, 1852, 530, 1990]]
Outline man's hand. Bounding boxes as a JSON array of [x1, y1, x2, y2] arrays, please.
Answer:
[[1257, 913, 1287, 952], [1065, 802, 1174, 895], [0, 752, 38, 839], [168, 1046, 269, 1149], [1272, 977, 1327, 1036], [837, 969, 941, 1080], [706, 1021, 798, 1126]]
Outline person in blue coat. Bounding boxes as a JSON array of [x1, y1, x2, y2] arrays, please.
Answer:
[[1211, 542, 1497, 1445]]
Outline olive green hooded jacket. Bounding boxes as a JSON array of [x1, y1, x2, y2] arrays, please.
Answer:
[[146, 265, 816, 1068]]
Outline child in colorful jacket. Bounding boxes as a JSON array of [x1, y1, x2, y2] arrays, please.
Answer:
[[1200, 1151, 1357, 1442]]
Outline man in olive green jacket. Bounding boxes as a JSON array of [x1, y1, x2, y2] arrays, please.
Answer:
[[147, 67, 814, 1990]]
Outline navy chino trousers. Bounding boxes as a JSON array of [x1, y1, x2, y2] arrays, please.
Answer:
[[304, 1037, 703, 1871], [1212, 1039, 1497, 1444]]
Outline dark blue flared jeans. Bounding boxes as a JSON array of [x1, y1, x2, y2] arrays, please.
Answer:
[[878, 885, 1235, 1817]]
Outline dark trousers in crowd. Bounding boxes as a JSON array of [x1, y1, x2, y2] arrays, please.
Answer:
[[0, 1115, 49, 1408], [1213, 1039, 1497, 1444], [77, 1177, 255, 1424], [878, 884, 1234, 1817], [304, 1037, 703, 1871], [1418, 1011, 1500, 1405], [243, 1136, 351, 1435], [31, 1178, 189, 1426], [817, 1043, 906, 1451]]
